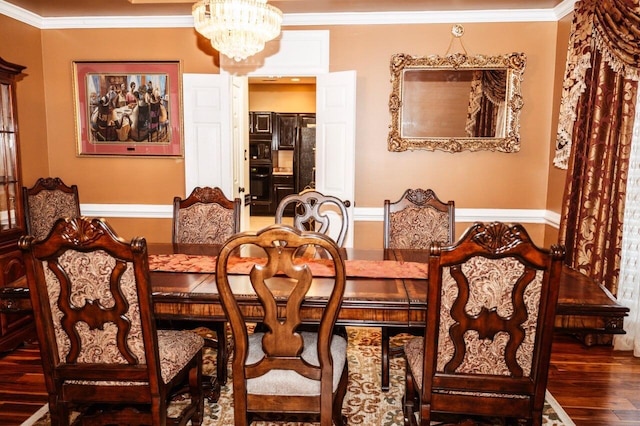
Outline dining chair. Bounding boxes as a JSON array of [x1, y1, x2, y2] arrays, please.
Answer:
[[172, 185, 241, 390], [380, 187, 455, 391], [19, 216, 205, 426], [173, 186, 241, 244], [216, 224, 349, 426], [383, 187, 454, 250], [275, 189, 349, 247], [403, 222, 565, 426], [22, 177, 81, 241]]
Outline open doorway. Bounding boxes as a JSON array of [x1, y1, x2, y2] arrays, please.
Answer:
[[248, 76, 317, 228]]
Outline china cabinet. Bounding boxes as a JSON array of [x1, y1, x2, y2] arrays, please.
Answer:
[[0, 57, 31, 352]]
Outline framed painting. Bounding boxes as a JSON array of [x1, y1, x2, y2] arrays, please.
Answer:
[[73, 61, 182, 157]]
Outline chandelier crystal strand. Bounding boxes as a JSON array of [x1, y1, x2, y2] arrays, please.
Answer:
[[192, 0, 282, 62]]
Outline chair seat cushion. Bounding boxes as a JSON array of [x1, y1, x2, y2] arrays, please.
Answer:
[[157, 329, 204, 383], [404, 336, 425, 390], [69, 330, 204, 386], [246, 331, 347, 396]]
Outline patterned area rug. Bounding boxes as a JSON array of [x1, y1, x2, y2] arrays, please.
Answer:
[[24, 327, 573, 426]]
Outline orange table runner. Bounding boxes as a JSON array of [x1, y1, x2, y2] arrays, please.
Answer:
[[148, 254, 428, 279]]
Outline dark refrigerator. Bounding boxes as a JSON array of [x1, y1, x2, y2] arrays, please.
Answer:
[[295, 125, 316, 193]]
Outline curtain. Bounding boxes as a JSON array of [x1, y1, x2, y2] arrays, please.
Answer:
[[556, 0, 639, 297], [614, 96, 640, 356], [465, 70, 506, 137]]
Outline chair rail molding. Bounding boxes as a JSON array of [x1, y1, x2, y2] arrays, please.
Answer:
[[81, 204, 561, 228]]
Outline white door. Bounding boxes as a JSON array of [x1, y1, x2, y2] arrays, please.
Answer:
[[183, 74, 233, 196], [231, 76, 250, 229], [315, 71, 357, 247]]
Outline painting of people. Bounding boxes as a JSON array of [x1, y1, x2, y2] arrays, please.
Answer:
[[74, 61, 181, 156]]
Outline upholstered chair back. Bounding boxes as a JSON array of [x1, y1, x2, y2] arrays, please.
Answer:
[[384, 188, 454, 249], [23, 177, 81, 241], [173, 186, 241, 245]]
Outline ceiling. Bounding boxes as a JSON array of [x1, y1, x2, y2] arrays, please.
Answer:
[[3, 0, 565, 18]]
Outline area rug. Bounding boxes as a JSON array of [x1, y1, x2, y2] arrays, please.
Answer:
[[22, 327, 574, 426]]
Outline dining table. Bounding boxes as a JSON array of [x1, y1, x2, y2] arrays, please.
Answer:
[[0, 242, 629, 397], [147, 243, 429, 394]]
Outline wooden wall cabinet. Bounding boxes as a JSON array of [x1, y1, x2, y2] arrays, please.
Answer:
[[0, 57, 32, 353], [275, 113, 298, 150], [274, 113, 315, 150], [249, 111, 273, 135]]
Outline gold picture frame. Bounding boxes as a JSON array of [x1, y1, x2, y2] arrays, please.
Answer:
[[388, 52, 526, 153]]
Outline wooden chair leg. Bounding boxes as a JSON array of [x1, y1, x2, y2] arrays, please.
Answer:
[[381, 326, 390, 391]]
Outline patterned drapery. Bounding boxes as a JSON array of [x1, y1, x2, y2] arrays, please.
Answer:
[[554, 0, 640, 169], [465, 70, 506, 138], [556, 0, 640, 296]]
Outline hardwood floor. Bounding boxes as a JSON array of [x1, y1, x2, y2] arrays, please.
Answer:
[[548, 334, 640, 426], [1, 333, 640, 425], [0, 341, 47, 425]]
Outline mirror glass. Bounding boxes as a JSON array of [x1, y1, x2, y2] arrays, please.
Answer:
[[388, 52, 526, 153]]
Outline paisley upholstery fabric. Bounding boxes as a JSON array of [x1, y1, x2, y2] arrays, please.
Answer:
[[175, 202, 235, 244], [389, 206, 450, 249], [43, 250, 204, 385], [27, 191, 79, 240], [245, 332, 347, 396], [405, 256, 543, 391]]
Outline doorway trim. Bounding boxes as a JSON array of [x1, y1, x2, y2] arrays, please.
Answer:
[[220, 30, 330, 77]]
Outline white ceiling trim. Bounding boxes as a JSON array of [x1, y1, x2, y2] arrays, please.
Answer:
[[0, 0, 576, 29], [284, 9, 558, 26], [0, 0, 41, 27]]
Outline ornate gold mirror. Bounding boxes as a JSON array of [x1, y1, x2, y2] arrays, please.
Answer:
[[388, 51, 526, 153]]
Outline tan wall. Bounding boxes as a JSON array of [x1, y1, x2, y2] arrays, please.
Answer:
[[544, 12, 573, 247], [249, 84, 316, 112], [325, 23, 557, 212], [6, 18, 561, 247], [0, 16, 49, 185]]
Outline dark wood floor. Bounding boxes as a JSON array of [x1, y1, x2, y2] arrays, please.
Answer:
[[1, 333, 640, 425]]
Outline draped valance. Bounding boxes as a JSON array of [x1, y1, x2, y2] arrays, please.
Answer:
[[554, 0, 640, 169]]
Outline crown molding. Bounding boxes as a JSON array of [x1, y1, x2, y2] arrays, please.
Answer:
[[554, 0, 577, 19], [1, 0, 576, 29], [0, 0, 42, 27], [283, 9, 558, 26]]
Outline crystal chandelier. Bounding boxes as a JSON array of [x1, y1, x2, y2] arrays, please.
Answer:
[[192, 0, 283, 62]]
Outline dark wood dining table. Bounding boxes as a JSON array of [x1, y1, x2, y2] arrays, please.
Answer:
[[0, 242, 629, 394], [145, 243, 629, 391], [148, 243, 427, 392]]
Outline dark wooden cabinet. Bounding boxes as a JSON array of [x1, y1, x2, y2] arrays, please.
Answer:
[[273, 175, 295, 216], [274, 113, 298, 150], [0, 57, 32, 353], [249, 111, 273, 135], [274, 113, 316, 150]]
